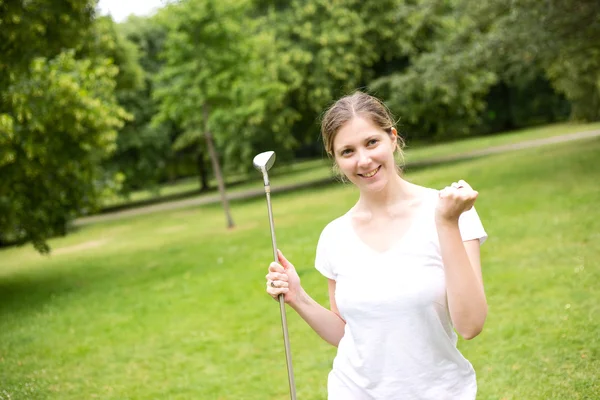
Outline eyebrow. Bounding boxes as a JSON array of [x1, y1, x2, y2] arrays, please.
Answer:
[[336, 135, 381, 153]]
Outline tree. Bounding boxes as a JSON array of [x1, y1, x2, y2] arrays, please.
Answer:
[[0, 0, 95, 84], [254, 0, 407, 151], [0, 1, 130, 252], [154, 0, 292, 228], [481, 0, 600, 121], [371, 0, 600, 141], [368, 0, 499, 140], [0, 52, 129, 252], [107, 15, 177, 194]]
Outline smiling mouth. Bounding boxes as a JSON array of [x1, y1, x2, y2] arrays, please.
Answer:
[[358, 166, 381, 178]]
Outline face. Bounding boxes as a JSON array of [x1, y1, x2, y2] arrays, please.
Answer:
[[332, 116, 398, 192]]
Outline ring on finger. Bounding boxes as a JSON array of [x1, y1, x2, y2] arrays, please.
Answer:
[[270, 281, 276, 288]]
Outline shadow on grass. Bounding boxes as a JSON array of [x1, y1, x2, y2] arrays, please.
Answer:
[[0, 248, 207, 320], [0, 271, 87, 318]]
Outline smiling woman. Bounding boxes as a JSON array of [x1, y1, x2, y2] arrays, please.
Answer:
[[332, 117, 399, 190], [265, 91, 489, 399], [321, 92, 405, 182]]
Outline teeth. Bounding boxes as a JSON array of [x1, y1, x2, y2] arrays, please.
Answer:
[[362, 167, 379, 178]]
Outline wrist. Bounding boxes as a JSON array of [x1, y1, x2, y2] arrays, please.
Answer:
[[435, 215, 460, 228], [289, 287, 309, 309]]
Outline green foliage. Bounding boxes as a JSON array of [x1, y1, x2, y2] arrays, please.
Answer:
[[0, 0, 95, 84], [376, 0, 600, 140], [2, 0, 599, 250], [118, 15, 167, 76], [258, 0, 406, 149], [464, 0, 600, 121], [0, 2, 132, 252], [523, 0, 600, 120], [102, 15, 174, 193], [79, 15, 145, 92], [370, 0, 499, 139], [154, 0, 294, 173], [0, 51, 129, 252], [142, 0, 599, 171], [371, 46, 498, 139]]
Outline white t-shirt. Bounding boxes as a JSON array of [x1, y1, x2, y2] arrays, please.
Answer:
[[315, 188, 487, 400]]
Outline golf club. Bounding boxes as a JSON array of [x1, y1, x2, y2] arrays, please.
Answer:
[[253, 151, 297, 400]]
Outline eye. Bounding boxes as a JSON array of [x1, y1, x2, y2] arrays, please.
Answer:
[[340, 149, 353, 156], [367, 139, 379, 146]]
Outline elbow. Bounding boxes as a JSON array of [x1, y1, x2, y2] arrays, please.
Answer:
[[327, 334, 344, 348], [460, 326, 483, 340], [458, 308, 488, 341]]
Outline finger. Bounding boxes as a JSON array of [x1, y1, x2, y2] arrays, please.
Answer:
[[277, 249, 293, 270], [266, 286, 289, 298], [440, 186, 458, 198], [266, 272, 288, 282], [274, 272, 288, 281], [265, 273, 277, 282], [269, 262, 284, 273], [467, 191, 479, 207], [271, 281, 289, 289], [270, 288, 289, 296], [458, 180, 473, 191], [266, 280, 278, 289]]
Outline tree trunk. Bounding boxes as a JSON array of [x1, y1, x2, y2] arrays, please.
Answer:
[[203, 103, 235, 228], [197, 148, 210, 192]]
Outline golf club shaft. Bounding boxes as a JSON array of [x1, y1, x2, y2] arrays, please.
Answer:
[[265, 186, 297, 400]]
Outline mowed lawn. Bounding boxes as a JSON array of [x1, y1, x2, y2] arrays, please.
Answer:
[[1, 138, 599, 399]]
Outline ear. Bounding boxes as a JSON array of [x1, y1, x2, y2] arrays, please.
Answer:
[[390, 127, 398, 145]]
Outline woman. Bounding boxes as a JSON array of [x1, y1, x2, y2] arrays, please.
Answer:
[[265, 91, 488, 399]]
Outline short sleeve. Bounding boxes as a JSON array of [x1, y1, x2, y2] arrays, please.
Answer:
[[315, 225, 336, 280], [458, 206, 488, 245]]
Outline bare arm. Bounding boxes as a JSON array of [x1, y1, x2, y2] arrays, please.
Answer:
[[266, 251, 346, 347], [437, 222, 487, 339], [289, 279, 346, 347]]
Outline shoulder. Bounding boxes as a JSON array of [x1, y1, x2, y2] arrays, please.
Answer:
[[413, 185, 440, 206], [319, 212, 350, 242], [315, 212, 350, 276]]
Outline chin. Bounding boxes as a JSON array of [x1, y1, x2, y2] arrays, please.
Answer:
[[357, 175, 390, 192], [364, 180, 388, 192]]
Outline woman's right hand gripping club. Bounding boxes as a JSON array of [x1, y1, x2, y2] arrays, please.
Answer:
[[266, 249, 303, 305]]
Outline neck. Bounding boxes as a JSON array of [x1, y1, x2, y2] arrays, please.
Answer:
[[355, 174, 416, 214]]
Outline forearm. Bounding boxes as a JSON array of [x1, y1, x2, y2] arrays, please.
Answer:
[[289, 290, 346, 347], [437, 219, 487, 339]]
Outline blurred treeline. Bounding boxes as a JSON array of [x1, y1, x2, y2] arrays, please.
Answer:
[[1, 0, 599, 252]]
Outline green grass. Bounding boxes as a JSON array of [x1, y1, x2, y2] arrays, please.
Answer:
[[403, 121, 600, 161], [1, 137, 599, 399], [103, 121, 600, 208]]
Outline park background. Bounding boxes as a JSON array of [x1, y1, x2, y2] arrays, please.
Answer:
[[1, 0, 599, 399]]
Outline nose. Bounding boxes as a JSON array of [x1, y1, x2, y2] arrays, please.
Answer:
[[356, 148, 371, 169]]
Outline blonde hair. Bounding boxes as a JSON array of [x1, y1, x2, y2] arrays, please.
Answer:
[[320, 91, 405, 173]]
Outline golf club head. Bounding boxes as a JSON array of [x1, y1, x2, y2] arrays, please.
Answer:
[[253, 151, 276, 172], [253, 151, 276, 185]]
